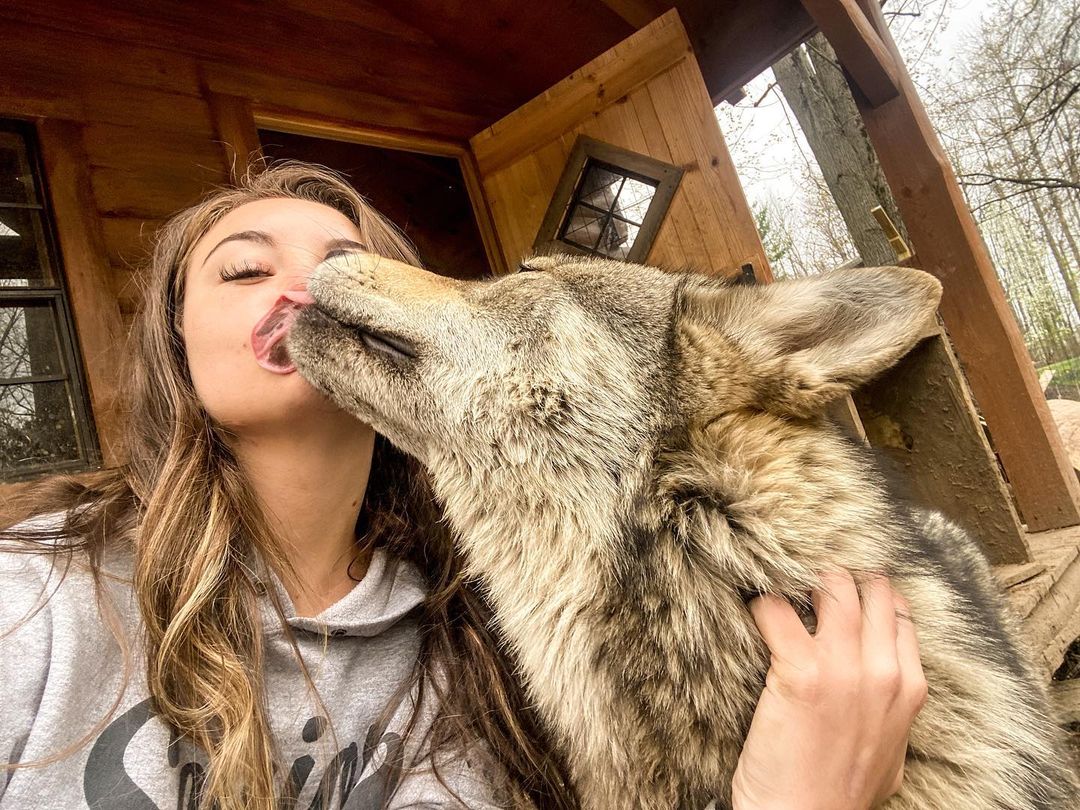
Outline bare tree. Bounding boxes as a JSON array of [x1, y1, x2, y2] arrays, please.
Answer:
[[772, 34, 906, 268]]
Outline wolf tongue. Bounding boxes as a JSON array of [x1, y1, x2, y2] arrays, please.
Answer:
[[251, 298, 303, 373]]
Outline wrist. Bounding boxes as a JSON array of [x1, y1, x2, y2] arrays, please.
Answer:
[[732, 786, 872, 810]]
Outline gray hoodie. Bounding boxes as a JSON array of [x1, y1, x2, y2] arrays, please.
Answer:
[[0, 512, 510, 809]]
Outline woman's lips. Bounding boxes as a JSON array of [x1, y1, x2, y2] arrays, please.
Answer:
[[251, 288, 315, 374]]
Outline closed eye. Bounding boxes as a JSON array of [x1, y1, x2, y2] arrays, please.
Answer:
[[517, 263, 542, 274], [220, 260, 272, 282]]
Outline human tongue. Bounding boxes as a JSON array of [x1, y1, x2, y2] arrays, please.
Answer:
[[251, 290, 313, 374]]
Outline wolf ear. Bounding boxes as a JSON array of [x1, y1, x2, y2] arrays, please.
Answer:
[[678, 267, 942, 417]]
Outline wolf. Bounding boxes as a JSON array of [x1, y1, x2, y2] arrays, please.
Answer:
[[287, 251, 1079, 809]]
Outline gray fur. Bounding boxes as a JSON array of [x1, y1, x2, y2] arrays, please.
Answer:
[[289, 252, 1080, 809]]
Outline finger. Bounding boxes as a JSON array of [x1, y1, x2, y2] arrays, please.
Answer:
[[861, 574, 900, 653], [893, 590, 929, 717], [812, 569, 862, 644], [749, 593, 814, 660]]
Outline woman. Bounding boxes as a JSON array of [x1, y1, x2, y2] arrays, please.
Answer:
[[0, 162, 926, 809]]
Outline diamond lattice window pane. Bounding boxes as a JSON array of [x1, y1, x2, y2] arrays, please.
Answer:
[[562, 204, 607, 251], [599, 219, 640, 260], [580, 165, 624, 210], [614, 177, 656, 224]]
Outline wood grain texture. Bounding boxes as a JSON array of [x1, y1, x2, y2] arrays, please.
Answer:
[[855, 331, 1030, 564], [471, 10, 692, 177], [850, 0, 1080, 531], [470, 10, 770, 279], [797, 0, 900, 107], [206, 92, 263, 181], [36, 120, 126, 467]]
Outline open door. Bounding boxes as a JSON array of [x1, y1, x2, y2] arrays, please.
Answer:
[[467, 10, 770, 282]]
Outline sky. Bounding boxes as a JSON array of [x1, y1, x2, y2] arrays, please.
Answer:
[[714, 0, 988, 221]]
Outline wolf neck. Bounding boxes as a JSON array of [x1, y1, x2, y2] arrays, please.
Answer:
[[434, 408, 898, 617], [430, 448, 627, 607], [427, 411, 900, 772], [660, 408, 899, 588]]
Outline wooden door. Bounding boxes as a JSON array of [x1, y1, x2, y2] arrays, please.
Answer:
[[467, 10, 770, 281]]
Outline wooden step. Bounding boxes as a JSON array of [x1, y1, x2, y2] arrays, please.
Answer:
[[995, 526, 1080, 680], [995, 560, 1046, 589], [1002, 545, 1079, 619]]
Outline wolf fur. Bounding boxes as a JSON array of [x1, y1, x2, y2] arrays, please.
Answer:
[[288, 252, 1080, 809]]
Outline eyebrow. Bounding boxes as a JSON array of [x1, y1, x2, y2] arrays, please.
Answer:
[[202, 230, 276, 266], [201, 232, 367, 267], [324, 238, 367, 254]]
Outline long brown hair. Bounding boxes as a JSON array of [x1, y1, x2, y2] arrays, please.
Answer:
[[0, 161, 576, 809]]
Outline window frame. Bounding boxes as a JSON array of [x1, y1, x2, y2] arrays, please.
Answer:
[[0, 118, 100, 481], [532, 135, 683, 263]]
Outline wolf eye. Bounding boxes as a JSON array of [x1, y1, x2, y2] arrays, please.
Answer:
[[220, 260, 272, 282], [517, 263, 541, 274]]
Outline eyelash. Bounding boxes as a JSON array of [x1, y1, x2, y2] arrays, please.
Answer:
[[219, 260, 272, 282]]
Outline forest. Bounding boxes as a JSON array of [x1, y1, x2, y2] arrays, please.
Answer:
[[720, 0, 1079, 397]]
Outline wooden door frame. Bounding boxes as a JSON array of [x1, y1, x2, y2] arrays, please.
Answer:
[[204, 93, 509, 276]]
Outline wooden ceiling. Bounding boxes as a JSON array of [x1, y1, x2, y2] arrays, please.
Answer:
[[378, 0, 818, 114], [3, 0, 817, 135]]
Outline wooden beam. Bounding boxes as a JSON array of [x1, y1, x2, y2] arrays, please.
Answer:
[[36, 119, 126, 468], [598, 0, 671, 29], [690, 0, 817, 105], [471, 9, 692, 177], [204, 91, 263, 182], [253, 109, 468, 158], [849, 0, 1080, 531], [798, 0, 900, 107], [854, 328, 1030, 564], [458, 148, 512, 277]]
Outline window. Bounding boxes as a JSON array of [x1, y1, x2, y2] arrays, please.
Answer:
[[0, 120, 99, 480], [533, 136, 683, 263]]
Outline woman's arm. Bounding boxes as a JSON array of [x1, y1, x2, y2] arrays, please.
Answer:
[[732, 571, 928, 810]]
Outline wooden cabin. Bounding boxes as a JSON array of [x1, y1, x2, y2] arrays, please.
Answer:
[[1, 0, 1079, 693]]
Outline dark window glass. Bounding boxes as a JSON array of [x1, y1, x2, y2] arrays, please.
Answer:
[[0, 380, 81, 472], [0, 208, 55, 285], [0, 120, 99, 480]]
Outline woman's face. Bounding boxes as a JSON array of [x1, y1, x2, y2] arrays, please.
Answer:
[[183, 197, 367, 433]]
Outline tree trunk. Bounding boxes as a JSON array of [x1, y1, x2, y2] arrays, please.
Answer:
[[772, 34, 903, 268]]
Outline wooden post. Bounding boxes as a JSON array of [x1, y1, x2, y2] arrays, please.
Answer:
[[36, 119, 126, 467], [797, 0, 900, 106], [855, 327, 1030, 564], [825, 0, 1080, 531], [204, 91, 263, 181]]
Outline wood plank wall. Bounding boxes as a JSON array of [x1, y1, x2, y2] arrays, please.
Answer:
[[0, 5, 513, 324], [470, 11, 771, 280], [0, 2, 518, 474]]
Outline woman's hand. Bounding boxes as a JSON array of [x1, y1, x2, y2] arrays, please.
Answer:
[[731, 571, 928, 810]]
